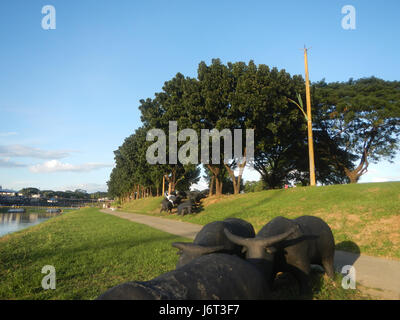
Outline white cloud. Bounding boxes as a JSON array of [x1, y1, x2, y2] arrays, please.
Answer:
[[29, 160, 112, 173], [0, 132, 17, 137], [0, 144, 70, 159], [0, 157, 27, 168]]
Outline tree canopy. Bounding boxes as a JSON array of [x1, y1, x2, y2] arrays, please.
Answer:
[[108, 61, 400, 200], [313, 77, 400, 183]]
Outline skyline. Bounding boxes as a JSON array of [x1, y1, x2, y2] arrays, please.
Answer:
[[1, 0, 399, 192]]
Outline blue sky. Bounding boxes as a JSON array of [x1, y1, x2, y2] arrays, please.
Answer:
[[0, 0, 399, 192]]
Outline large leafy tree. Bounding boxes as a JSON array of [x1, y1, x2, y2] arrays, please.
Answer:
[[186, 60, 306, 193], [139, 73, 201, 193], [109, 62, 399, 199], [230, 62, 307, 189], [19, 187, 41, 197], [313, 77, 400, 183], [186, 59, 234, 195]]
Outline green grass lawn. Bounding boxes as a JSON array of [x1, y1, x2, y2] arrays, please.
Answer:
[[0, 207, 186, 300], [0, 207, 368, 300], [121, 182, 400, 260]]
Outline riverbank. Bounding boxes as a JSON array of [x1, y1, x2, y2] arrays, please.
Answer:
[[0, 208, 187, 299], [0, 207, 75, 237]]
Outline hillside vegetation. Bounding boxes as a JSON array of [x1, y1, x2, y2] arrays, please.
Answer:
[[121, 182, 400, 259]]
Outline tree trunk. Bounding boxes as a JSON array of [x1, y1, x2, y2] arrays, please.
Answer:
[[165, 168, 177, 194], [344, 150, 369, 183], [224, 149, 246, 194], [209, 175, 215, 197], [215, 177, 220, 196], [165, 166, 183, 194], [217, 178, 223, 195], [345, 168, 362, 183], [225, 164, 239, 194], [224, 163, 246, 195], [207, 165, 223, 196]]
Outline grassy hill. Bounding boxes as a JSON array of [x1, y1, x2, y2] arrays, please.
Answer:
[[121, 182, 400, 259]]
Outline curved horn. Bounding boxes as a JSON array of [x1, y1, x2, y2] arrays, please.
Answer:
[[256, 225, 300, 247], [171, 242, 225, 255], [224, 226, 299, 249], [224, 228, 255, 247]]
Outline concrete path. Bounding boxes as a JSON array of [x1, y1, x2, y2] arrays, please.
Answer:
[[101, 209, 400, 300], [102, 209, 201, 239]]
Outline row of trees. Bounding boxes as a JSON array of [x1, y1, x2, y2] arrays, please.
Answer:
[[18, 188, 108, 200], [108, 59, 400, 201]]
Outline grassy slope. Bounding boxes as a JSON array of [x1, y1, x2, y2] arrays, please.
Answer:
[[121, 182, 400, 259], [0, 208, 187, 300], [0, 207, 368, 300]]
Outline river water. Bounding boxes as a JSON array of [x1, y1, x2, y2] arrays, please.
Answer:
[[0, 209, 65, 237]]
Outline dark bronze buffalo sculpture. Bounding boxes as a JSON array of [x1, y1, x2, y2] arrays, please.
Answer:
[[172, 218, 255, 268], [97, 227, 296, 300], [176, 200, 193, 216], [224, 215, 335, 294], [160, 198, 173, 214], [97, 215, 335, 299]]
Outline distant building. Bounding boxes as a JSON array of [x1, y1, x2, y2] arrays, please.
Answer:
[[47, 198, 58, 203], [31, 194, 41, 199], [0, 186, 17, 196]]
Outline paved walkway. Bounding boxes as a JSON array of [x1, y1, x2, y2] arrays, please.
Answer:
[[101, 209, 400, 299]]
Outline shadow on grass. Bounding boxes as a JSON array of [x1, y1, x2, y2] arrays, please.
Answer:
[[225, 189, 287, 219], [335, 240, 361, 255], [334, 241, 361, 273], [269, 268, 336, 300]]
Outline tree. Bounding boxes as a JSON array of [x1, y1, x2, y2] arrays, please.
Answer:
[[243, 180, 265, 193], [139, 73, 201, 194], [313, 77, 400, 183], [202, 164, 239, 195], [231, 63, 307, 189], [107, 122, 200, 200], [108, 127, 148, 201], [41, 190, 56, 198], [19, 187, 40, 197]]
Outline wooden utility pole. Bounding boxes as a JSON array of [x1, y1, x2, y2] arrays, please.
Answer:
[[304, 47, 316, 186]]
